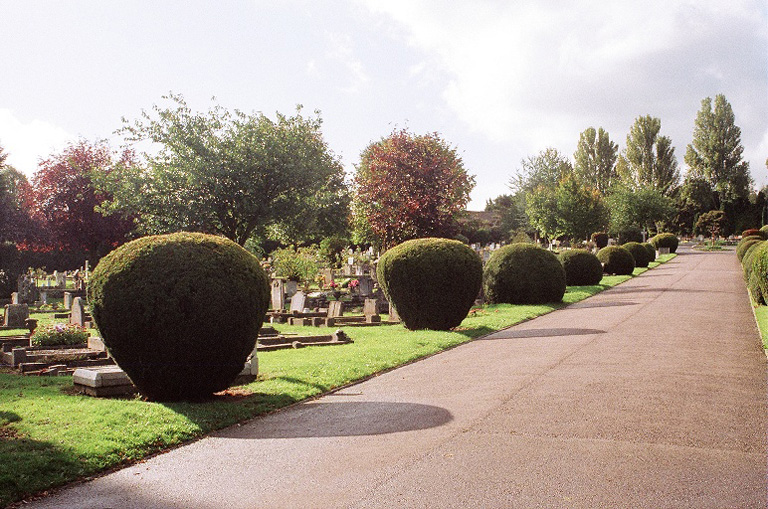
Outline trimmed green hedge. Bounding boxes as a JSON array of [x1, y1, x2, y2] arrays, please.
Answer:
[[597, 246, 635, 275], [649, 233, 679, 253], [483, 244, 566, 304], [558, 250, 603, 286], [623, 241, 651, 268], [643, 242, 656, 263], [377, 238, 482, 331], [88, 232, 270, 401], [737, 237, 765, 261]]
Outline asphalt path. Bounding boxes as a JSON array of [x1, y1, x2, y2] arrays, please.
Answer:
[[23, 248, 767, 508]]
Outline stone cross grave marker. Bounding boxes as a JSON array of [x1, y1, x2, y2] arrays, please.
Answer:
[[289, 291, 306, 313], [70, 297, 86, 326], [271, 279, 285, 311], [3, 304, 29, 328]]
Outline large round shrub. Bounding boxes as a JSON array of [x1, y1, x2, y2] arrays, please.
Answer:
[[649, 233, 679, 253], [737, 237, 765, 262], [88, 233, 270, 401], [642, 242, 656, 263], [483, 244, 566, 304], [760, 225, 768, 237], [597, 246, 635, 275], [591, 232, 609, 249], [742, 240, 764, 273], [558, 250, 603, 286], [746, 242, 768, 304], [377, 238, 482, 331], [617, 229, 643, 245], [622, 241, 651, 268]]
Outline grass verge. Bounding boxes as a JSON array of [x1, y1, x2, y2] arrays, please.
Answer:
[[0, 253, 676, 506]]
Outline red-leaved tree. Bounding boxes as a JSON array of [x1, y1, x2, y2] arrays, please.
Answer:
[[352, 129, 475, 249], [25, 140, 134, 257]]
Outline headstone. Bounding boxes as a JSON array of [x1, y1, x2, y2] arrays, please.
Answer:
[[363, 298, 378, 317], [289, 291, 306, 314], [358, 277, 374, 297], [388, 304, 400, 322], [3, 304, 29, 328], [328, 300, 344, 318], [285, 280, 298, 298], [39, 291, 48, 305], [10, 292, 19, 305], [17, 274, 38, 304], [321, 268, 334, 284], [55, 272, 67, 288], [271, 279, 285, 311], [64, 292, 73, 310], [658, 247, 670, 255], [70, 297, 85, 326]]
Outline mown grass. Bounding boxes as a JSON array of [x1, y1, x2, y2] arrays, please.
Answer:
[[752, 302, 768, 351], [0, 253, 676, 506]]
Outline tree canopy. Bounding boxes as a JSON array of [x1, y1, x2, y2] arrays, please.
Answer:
[[573, 127, 618, 195], [684, 94, 751, 209], [616, 115, 680, 196], [0, 145, 33, 243], [104, 94, 348, 246], [352, 129, 475, 249], [607, 185, 675, 236]]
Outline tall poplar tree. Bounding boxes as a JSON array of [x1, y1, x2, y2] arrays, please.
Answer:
[[573, 127, 618, 195], [616, 115, 680, 196], [684, 94, 751, 209]]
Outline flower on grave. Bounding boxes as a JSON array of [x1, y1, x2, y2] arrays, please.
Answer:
[[349, 279, 360, 289], [31, 323, 89, 347], [328, 281, 339, 289], [315, 273, 326, 289]]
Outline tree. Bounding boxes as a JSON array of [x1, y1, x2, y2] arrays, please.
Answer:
[[695, 209, 726, 246], [607, 185, 676, 236], [0, 145, 34, 243], [511, 147, 572, 194], [352, 129, 475, 249], [573, 127, 618, 195], [526, 174, 608, 242], [106, 94, 348, 246], [484, 193, 529, 239], [672, 175, 717, 235], [684, 94, 751, 209], [616, 115, 680, 196], [26, 140, 134, 257]]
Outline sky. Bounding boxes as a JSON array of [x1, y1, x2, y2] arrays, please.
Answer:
[[0, 0, 766, 210]]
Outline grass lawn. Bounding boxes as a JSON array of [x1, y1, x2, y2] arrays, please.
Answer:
[[752, 302, 768, 351], [0, 253, 676, 506]]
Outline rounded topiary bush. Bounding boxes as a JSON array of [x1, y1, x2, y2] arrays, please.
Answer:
[[591, 232, 609, 249], [617, 229, 643, 245], [88, 232, 270, 401], [483, 244, 566, 304], [642, 242, 656, 263], [377, 238, 482, 331], [650, 233, 679, 253], [760, 225, 768, 237], [742, 240, 764, 273], [622, 241, 651, 268], [597, 246, 635, 275], [737, 237, 765, 262], [746, 242, 768, 304], [558, 250, 603, 286]]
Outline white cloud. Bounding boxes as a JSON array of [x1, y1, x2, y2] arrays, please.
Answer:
[[0, 109, 73, 178], [324, 32, 370, 94]]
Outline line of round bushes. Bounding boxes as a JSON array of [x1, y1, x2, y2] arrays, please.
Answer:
[[649, 233, 679, 253]]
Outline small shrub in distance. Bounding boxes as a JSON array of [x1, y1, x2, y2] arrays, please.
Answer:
[[558, 250, 603, 286], [377, 238, 482, 331], [591, 232, 609, 249], [742, 228, 764, 239], [30, 323, 88, 347], [597, 246, 635, 275], [642, 242, 656, 263], [88, 232, 270, 401], [617, 229, 643, 245], [483, 244, 566, 304], [622, 241, 652, 268], [737, 237, 765, 261], [649, 233, 679, 253]]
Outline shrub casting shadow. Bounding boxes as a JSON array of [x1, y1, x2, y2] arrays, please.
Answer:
[[217, 401, 453, 439], [454, 325, 496, 338], [481, 327, 606, 340]]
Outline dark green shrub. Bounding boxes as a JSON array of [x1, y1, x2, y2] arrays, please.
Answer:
[[642, 242, 656, 263], [737, 237, 765, 261], [483, 244, 566, 304], [747, 242, 768, 304], [742, 240, 764, 274], [597, 246, 635, 275], [622, 241, 651, 268], [558, 250, 603, 286], [377, 238, 482, 331], [649, 233, 679, 253], [760, 225, 768, 237], [88, 233, 270, 401], [617, 229, 643, 245], [591, 232, 609, 249]]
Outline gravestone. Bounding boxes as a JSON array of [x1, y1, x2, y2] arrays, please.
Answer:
[[328, 300, 344, 318], [388, 304, 400, 322], [363, 298, 381, 323], [17, 274, 38, 304], [285, 280, 298, 298], [64, 292, 73, 310], [70, 297, 86, 326], [55, 271, 67, 288], [4, 304, 29, 328], [321, 268, 335, 284], [271, 279, 285, 311], [10, 292, 19, 305], [358, 277, 374, 297], [39, 291, 48, 305], [289, 291, 306, 313]]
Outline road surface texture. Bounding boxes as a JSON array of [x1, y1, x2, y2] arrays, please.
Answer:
[[23, 248, 767, 508]]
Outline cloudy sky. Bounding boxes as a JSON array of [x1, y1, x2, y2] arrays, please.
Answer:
[[1, 0, 766, 209]]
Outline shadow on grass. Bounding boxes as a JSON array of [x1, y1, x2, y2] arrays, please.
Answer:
[[216, 401, 453, 439], [272, 376, 329, 393], [453, 325, 497, 339]]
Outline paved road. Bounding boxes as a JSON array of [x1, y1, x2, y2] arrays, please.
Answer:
[[24, 249, 767, 508]]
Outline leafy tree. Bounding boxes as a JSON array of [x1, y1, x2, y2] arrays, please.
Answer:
[[616, 115, 680, 196], [573, 127, 618, 195], [511, 147, 572, 194], [607, 185, 676, 236], [26, 140, 134, 257], [672, 176, 717, 235], [684, 94, 751, 209], [106, 94, 347, 246], [0, 145, 34, 243], [352, 129, 475, 249], [695, 209, 726, 246], [482, 193, 529, 240]]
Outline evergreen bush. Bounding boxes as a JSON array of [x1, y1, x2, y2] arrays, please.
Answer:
[[88, 232, 270, 401], [747, 242, 768, 304], [760, 225, 768, 237], [558, 250, 603, 286], [483, 244, 566, 304], [617, 229, 643, 245], [590, 232, 609, 249], [642, 242, 656, 263], [622, 241, 651, 268], [742, 240, 764, 274], [737, 237, 765, 262], [649, 233, 679, 253], [597, 246, 635, 275], [741, 228, 764, 239], [377, 238, 482, 331]]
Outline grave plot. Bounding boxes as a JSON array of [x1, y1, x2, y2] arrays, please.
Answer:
[[289, 298, 400, 327], [1, 334, 113, 376], [256, 326, 353, 351]]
